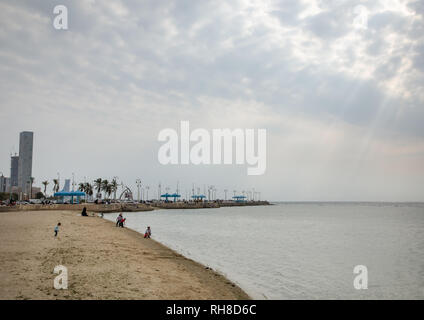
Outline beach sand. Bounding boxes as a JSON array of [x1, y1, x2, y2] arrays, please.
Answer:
[[0, 210, 249, 300]]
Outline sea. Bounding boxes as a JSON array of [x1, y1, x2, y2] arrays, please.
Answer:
[[105, 202, 424, 299]]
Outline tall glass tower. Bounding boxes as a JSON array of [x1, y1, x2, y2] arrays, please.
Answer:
[[10, 155, 19, 187], [17, 131, 34, 195]]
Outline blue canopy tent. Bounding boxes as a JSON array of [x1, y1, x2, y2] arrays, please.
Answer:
[[170, 193, 181, 202], [161, 193, 181, 202], [191, 195, 206, 201], [54, 191, 86, 204], [232, 195, 247, 203]]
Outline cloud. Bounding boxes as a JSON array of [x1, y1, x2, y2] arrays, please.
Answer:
[[0, 0, 423, 201]]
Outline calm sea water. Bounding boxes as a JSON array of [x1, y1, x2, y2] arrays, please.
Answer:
[[105, 203, 424, 299]]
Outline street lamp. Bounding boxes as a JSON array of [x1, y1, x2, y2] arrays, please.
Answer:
[[158, 182, 161, 201]]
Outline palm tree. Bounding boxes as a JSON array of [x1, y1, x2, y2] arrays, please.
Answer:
[[106, 183, 113, 200], [101, 179, 109, 199], [52, 179, 59, 193], [110, 179, 118, 201], [78, 182, 85, 202], [94, 178, 102, 199], [42, 180, 49, 197], [78, 182, 85, 192], [78, 182, 92, 202], [85, 183, 94, 201]]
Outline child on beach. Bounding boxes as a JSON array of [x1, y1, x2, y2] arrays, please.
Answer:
[[54, 222, 61, 237], [119, 218, 126, 228], [144, 226, 151, 238]]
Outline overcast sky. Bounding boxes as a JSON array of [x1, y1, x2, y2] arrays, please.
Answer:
[[0, 0, 423, 201]]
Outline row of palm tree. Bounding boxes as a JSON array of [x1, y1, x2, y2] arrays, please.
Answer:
[[37, 177, 119, 200], [82, 178, 119, 200], [78, 182, 94, 198]]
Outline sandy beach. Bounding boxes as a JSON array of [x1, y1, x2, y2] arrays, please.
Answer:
[[0, 210, 249, 300]]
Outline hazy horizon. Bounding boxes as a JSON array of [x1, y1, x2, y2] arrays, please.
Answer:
[[1, 1, 424, 202]]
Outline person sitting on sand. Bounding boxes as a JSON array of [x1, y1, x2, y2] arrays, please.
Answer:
[[144, 226, 151, 238], [81, 207, 88, 216], [116, 213, 122, 227], [54, 222, 61, 237]]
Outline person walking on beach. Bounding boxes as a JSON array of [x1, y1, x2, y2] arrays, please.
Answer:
[[144, 226, 151, 238], [116, 213, 122, 227], [54, 222, 61, 237]]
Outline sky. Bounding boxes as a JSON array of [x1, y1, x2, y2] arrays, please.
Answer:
[[0, 0, 423, 201]]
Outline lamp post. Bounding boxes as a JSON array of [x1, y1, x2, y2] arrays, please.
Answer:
[[72, 172, 75, 192], [158, 182, 161, 201], [145, 185, 149, 201], [165, 186, 170, 202]]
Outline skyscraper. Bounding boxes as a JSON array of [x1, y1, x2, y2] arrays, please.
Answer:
[[10, 154, 19, 187], [0, 175, 10, 193], [62, 179, 71, 192], [17, 131, 33, 194]]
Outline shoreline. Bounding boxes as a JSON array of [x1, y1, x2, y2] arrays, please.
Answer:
[[0, 210, 250, 300], [0, 201, 271, 213]]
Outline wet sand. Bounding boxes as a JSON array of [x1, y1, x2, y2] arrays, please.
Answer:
[[0, 210, 249, 300]]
